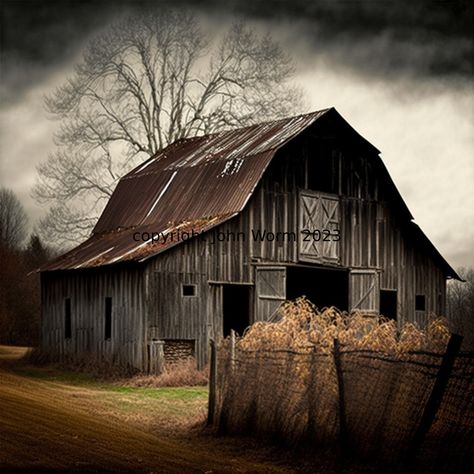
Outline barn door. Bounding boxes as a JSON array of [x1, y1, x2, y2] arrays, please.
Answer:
[[255, 267, 286, 322], [349, 269, 379, 313], [299, 191, 340, 263]]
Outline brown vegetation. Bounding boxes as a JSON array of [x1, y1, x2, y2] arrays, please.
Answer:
[[128, 358, 208, 388], [215, 299, 472, 470], [239, 297, 451, 353], [24, 348, 209, 387]]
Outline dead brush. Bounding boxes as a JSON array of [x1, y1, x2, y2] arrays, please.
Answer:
[[216, 297, 457, 448], [127, 357, 208, 388], [237, 296, 451, 355], [21, 347, 140, 378]]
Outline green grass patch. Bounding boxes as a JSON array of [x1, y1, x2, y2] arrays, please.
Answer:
[[96, 386, 208, 419], [109, 386, 208, 399]]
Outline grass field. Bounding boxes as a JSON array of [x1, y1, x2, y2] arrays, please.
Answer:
[[0, 345, 294, 473]]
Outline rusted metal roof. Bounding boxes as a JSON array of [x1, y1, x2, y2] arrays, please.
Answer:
[[41, 215, 235, 271], [41, 107, 458, 279], [92, 109, 334, 234], [43, 109, 340, 271]]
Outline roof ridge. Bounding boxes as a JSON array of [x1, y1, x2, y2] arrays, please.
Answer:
[[152, 108, 332, 157]]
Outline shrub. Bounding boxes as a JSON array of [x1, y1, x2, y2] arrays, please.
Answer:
[[237, 296, 451, 354], [127, 358, 208, 388]]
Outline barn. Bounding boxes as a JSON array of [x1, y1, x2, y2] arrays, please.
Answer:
[[40, 108, 460, 371]]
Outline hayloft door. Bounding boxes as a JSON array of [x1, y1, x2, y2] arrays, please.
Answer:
[[299, 191, 340, 263], [349, 269, 379, 313], [255, 267, 286, 322]]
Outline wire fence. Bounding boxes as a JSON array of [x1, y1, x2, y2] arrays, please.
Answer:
[[211, 336, 474, 471]]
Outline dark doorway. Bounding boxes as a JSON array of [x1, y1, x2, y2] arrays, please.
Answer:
[[223, 284, 251, 337], [380, 289, 397, 320], [286, 266, 349, 311]]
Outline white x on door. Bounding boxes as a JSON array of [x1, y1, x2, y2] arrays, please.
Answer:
[[299, 191, 340, 263]]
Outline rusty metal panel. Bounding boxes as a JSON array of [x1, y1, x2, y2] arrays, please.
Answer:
[[93, 110, 333, 235], [40, 214, 236, 271], [44, 109, 339, 271]]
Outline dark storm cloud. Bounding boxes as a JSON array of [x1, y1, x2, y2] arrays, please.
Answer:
[[0, 0, 122, 103], [1, 0, 473, 104], [234, 0, 473, 80]]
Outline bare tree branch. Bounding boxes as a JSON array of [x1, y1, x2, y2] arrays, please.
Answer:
[[34, 10, 304, 245], [0, 188, 28, 249]]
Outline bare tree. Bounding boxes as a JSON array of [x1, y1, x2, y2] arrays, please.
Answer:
[[447, 267, 474, 349], [0, 188, 28, 249], [33, 11, 303, 245]]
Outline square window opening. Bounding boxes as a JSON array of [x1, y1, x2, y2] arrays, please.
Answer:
[[182, 284, 197, 297], [415, 294, 426, 311]]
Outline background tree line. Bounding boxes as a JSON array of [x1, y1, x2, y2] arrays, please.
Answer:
[[447, 268, 474, 349], [0, 188, 54, 345]]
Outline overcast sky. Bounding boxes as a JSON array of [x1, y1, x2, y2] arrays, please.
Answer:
[[0, 0, 473, 267]]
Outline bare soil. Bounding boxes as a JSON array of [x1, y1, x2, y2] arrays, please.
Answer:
[[0, 345, 294, 473]]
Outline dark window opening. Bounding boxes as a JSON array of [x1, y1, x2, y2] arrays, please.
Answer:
[[415, 294, 426, 311], [105, 297, 112, 340], [308, 146, 337, 193], [380, 289, 397, 320], [223, 285, 251, 337], [182, 284, 197, 297], [286, 266, 349, 311], [64, 298, 71, 339]]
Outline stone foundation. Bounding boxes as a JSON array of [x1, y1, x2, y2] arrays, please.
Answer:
[[163, 339, 195, 363]]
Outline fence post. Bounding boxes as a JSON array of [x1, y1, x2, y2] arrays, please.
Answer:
[[333, 338, 349, 458], [405, 333, 463, 465], [207, 339, 217, 426], [230, 329, 236, 373], [306, 345, 318, 440]]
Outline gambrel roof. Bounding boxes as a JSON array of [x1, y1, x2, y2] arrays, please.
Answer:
[[41, 108, 459, 279]]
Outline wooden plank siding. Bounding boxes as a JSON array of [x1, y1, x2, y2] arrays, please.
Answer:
[[42, 129, 448, 370], [41, 267, 147, 370]]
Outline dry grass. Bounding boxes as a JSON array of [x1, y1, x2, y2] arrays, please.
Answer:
[[23, 346, 210, 388], [127, 358, 208, 388], [22, 346, 140, 378], [238, 297, 451, 354], [22, 348, 209, 388]]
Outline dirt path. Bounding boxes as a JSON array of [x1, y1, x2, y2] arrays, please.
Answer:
[[0, 346, 290, 473]]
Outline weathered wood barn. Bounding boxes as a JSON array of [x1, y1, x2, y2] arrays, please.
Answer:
[[40, 108, 460, 370]]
